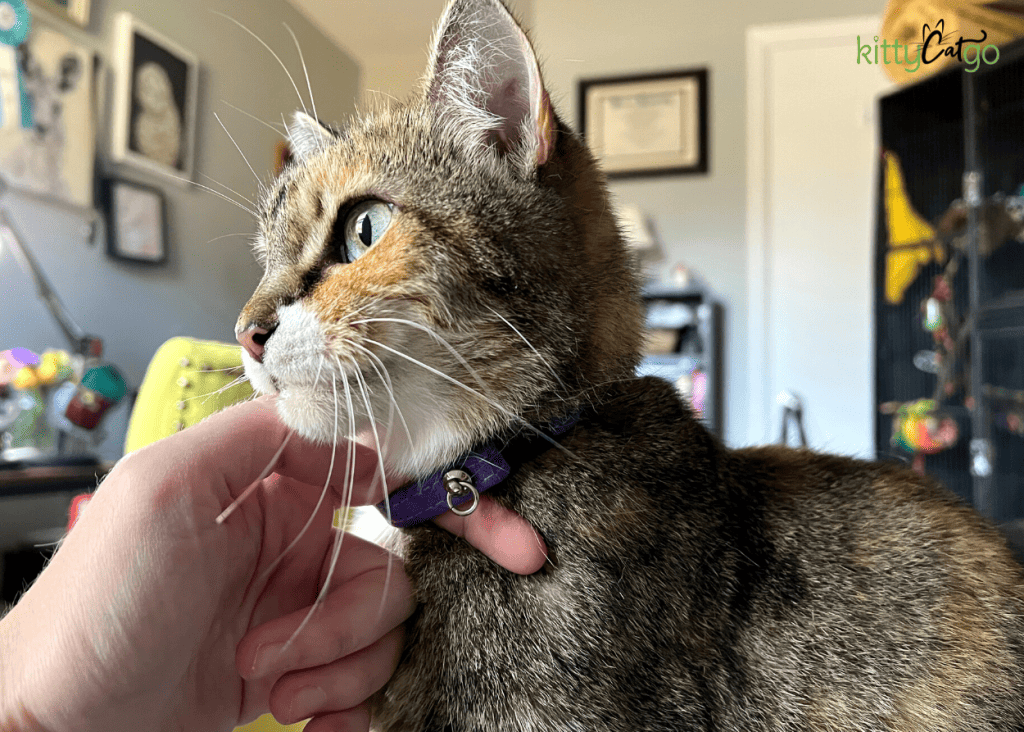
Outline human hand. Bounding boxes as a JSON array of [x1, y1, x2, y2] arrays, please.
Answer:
[[0, 396, 546, 732]]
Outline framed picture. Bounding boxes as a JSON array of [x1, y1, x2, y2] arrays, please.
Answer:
[[579, 69, 708, 178], [0, 18, 95, 207], [29, 0, 90, 27], [104, 177, 167, 263], [110, 12, 197, 183]]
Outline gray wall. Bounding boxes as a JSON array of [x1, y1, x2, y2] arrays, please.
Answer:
[[1, 0, 358, 458], [530, 0, 883, 446]]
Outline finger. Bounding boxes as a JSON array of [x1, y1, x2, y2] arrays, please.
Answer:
[[433, 494, 548, 575], [155, 396, 390, 505], [303, 705, 371, 732], [238, 549, 413, 679], [270, 628, 403, 724]]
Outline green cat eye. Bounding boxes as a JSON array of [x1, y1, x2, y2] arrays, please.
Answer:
[[344, 200, 393, 262]]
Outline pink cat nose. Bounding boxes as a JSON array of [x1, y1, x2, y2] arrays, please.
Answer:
[[237, 325, 273, 363]]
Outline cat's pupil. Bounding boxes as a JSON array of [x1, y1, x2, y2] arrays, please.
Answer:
[[359, 214, 373, 246]]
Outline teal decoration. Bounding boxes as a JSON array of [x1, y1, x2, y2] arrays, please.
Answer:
[[81, 365, 128, 403], [0, 0, 30, 47], [17, 65, 30, 129]]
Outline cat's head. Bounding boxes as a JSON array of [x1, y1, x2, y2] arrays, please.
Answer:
[[236, 0, 642, 477]]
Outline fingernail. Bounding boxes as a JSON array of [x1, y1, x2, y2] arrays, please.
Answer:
[[250, 641, 285, 677], [290, 685, 326, 720]]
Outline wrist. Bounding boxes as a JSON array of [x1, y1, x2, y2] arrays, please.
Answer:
[[0, 608, 43, 732]]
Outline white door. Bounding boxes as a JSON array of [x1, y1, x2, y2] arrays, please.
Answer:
[[747, 17, 893, 457]]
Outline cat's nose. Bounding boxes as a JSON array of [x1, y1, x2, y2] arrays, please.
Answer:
[[237, 325, 274, 364]]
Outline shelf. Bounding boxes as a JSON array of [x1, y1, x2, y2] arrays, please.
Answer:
[[976, 290, 1024, 336], [641, 286, 704, 303]]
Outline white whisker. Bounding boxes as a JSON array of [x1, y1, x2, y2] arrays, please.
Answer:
[[190, 373, 251, 404], [258, 359, 330, 582], [199, 173, 257, 208], [352, 317, 496, 407], [362, 337, 574, 457], [213, 11, 310, 117], [213, 112, 263, 188], [206, 232, 254, 245], [221, 100, 287, 134], [486, 306, 567, 392], [215, 430, 294, 524], [353, 364, 397, 620], [283, 22, 321, 150], [347, 340, 413, 449], [280, 367, 342, 652], [181, 177, 257, 216]]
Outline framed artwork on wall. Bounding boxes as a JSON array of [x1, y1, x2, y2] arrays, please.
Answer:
[[0, 10, 95, 208], [104, 177, 167, 264], [110, 12, 197, 183], [579, 68, 709, 178], [28, 0, 90, 27]]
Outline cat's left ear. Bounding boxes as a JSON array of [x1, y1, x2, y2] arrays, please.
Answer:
[[287, 111, 337, 161], [424, 0, 556, 173]]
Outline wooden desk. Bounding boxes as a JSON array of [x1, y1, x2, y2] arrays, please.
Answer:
[[0, 462, 114, 498]]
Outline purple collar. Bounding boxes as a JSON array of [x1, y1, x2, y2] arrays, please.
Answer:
[[375, 414, 579, 528]]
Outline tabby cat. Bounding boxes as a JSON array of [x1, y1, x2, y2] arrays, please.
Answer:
[[236, 0, 1024, 729]]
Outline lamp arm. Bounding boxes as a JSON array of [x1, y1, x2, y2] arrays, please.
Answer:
[[0, 207, 95, 356]]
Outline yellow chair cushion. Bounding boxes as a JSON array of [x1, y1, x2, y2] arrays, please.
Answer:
[[125, 337, 254, 453], [125, 337, 305, 732]]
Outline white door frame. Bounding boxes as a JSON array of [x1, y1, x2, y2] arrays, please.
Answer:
[[745, 15, 882, 446]]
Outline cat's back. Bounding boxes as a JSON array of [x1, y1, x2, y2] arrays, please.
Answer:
[[383, 377, 1024, 731], [723, 440, 1024, 731]]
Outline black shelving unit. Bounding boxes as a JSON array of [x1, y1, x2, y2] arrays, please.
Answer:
[[876, 39, 1024, 525]]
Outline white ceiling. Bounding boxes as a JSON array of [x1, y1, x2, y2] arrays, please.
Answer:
[[285, 0, 450, 67], [284, 0, 534, 99]]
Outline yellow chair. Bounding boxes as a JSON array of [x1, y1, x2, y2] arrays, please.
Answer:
[[125, 336, 306, 732]]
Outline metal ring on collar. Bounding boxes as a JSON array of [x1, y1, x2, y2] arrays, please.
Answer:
[[446, 484, 480, 516], [443, 468, 480, 516]]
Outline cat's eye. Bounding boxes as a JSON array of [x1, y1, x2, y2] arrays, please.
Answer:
[[343, 200, 393, 262]]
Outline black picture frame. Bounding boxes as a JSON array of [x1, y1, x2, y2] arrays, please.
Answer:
[[579, 68, 709, 178], [104, 178, 167, 264], [110, 12, 198, 183]]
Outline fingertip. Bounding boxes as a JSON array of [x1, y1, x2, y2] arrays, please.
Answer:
[[302, 705, 371, 732], [433, 496, 547, 575], [491, 511, 548, 575]]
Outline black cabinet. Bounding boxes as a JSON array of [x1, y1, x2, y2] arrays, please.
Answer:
[[877, 40, 1024, 524]]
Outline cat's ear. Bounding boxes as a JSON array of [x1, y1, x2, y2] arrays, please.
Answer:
[[286, 111, 336, 161], [424, 0, 556, 172]]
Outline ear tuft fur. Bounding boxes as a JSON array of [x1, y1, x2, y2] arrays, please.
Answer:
[[423, 0, 556, 174], [286, 111, 336, 161]]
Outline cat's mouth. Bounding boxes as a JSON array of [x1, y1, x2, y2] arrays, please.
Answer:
[[240, 302, 483, 478]]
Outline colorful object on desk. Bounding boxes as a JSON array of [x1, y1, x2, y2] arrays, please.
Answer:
[[883, 151, 944, 304], [12, 365, 39, 389], [8, 347, 38, 366], [2, 386, 52, 451], [2, 349, 73, 389], [64, 365, 127, 430], [1, 348, 36, 386], [35, 350, 73, 384]]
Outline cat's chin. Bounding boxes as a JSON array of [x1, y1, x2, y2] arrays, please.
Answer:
[[273, 383, 473, 479], [274, 384, 360, 444]]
